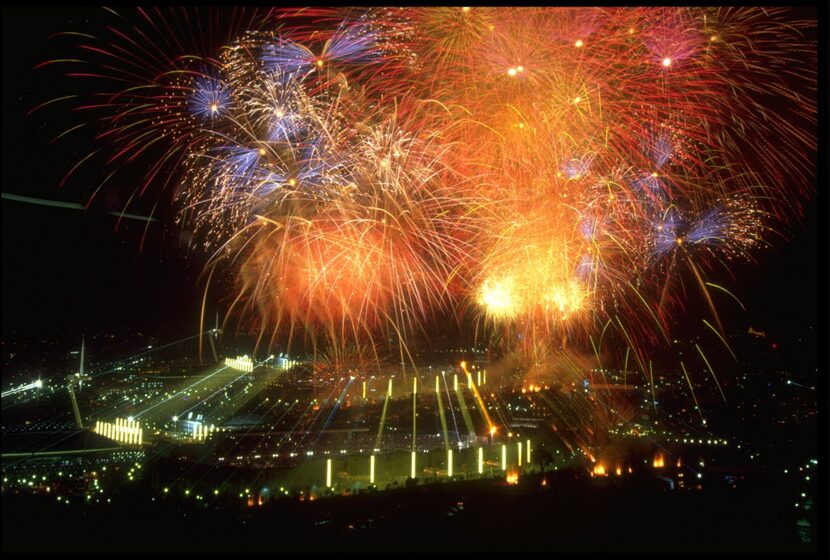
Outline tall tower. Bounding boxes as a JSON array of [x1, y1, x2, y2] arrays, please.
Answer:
[[68, 384, 83, 429], [78, 335, 85, 386], [208, 310, 222, 363], [67, 336, 90, 429]]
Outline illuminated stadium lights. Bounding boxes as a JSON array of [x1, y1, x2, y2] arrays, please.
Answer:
[[95, 418, 143, 445], [518, 442, 523, 466], [190, 422, 215, 441], [526, 439, 531, 463], [478, 447, 484, 474], [447, 449, 453, 477], [411, 451, 417, 479], [501, 445, 507, 471], [369, 455, 375, 484], [224, 355, 254, 372], [274, 355, 300, 370], [326, 459, 332, 488]]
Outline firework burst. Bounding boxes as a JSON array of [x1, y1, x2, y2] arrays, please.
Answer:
[[34, 7, 815, 399]]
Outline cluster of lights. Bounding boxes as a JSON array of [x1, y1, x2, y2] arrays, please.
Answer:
[[271, 354, 300, 371], [679, 437, 728, 446], [143, 437, 565, 502], [190, 422, 216, 440], [506, 65, 525, 77], [591, 463, 634, 477], [95, 418, 143, 445], [225, 355, 254, 372], [315, 442, 533, 493], [521, 384, 544, 394], [126, 462, 142, 482]]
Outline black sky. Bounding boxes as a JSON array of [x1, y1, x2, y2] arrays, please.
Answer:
[[2, 7, 206, 339]]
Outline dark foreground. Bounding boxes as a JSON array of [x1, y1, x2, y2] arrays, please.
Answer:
[[2, 470, 817, 553]]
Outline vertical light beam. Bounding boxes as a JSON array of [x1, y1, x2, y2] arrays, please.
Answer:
[[411, 451, 417, 479]]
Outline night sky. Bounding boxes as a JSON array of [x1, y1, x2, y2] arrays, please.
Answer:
[[1, 7, 820, 352], [2, 8, 205, 339]]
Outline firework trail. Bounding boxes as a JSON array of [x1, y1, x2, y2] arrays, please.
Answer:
[[33, 7, 815, 408]]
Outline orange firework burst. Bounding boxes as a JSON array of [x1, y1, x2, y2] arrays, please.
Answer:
[[34, 7, 815, 385]]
